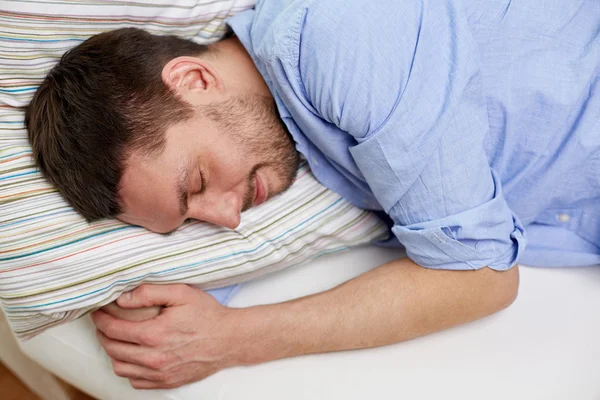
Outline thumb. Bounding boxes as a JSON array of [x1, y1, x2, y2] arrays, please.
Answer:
[[116, 284, 191, 308]]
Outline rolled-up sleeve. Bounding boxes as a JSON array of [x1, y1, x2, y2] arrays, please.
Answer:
[[301, 0, 526, 270], [390, 170, 526, 271]]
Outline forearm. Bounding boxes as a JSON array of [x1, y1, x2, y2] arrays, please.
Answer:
[[232, 258, 519, 365]]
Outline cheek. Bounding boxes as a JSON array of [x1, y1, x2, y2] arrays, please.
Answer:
[[210, 153, 250, 187], [117, 213, 178, 234], [146, 214, 186, 234], [116, 214, 152, 228]]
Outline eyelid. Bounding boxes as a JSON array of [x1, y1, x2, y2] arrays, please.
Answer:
[[199, 171, 205, 194], [197, 166, 205, 195]]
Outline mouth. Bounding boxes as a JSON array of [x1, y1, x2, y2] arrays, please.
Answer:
[[253, 171, 268, 206]]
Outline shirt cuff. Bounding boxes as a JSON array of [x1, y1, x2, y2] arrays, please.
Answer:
[[391, 195, 527, 271]]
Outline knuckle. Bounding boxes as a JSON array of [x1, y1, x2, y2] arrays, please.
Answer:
[[139, 331, 159, 347], [100, 340, 120, 356], [152, 370, 169, 383], [145, 353, 167, 370], [130, 380, 143, 389], [103, 344, 118, 359], [111, 360, 127, 377], [158, 354, 174, 370], [114, 369, 128, 378], [103, 324, 119, 339], [135, 285, 150, 299], [174, 283, 193, 298], [161, 374, 180, 388], [176, 283, 190, 292]]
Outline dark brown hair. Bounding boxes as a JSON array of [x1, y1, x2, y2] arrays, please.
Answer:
[[25, 28, 210, 221]]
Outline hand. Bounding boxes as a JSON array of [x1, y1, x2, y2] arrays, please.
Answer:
[[92, 284, 243, 389]]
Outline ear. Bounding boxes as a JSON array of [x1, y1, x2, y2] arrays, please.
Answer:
[[161, 56, 223, 97]]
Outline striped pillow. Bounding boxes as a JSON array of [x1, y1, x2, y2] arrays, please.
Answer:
[[0, 1, 388, 340]]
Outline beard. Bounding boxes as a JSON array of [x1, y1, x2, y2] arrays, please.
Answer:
[[202, 93, 301, 211]]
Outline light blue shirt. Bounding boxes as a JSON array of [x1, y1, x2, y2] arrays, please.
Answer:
[[227, 0, 600, 270]]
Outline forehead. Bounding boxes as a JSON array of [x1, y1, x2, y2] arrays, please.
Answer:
[[118, 146, 185, 228], [118, 118, 196, 209]]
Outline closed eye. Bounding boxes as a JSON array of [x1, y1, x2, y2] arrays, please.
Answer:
[[199, 170, 205, 194], [194, 165, 205, 195]]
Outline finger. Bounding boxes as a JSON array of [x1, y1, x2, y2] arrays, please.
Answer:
[[101, 301, 162, 322], [117, 284, 194, 309], [96, 330, 166, 368], [92, 309, 156, 345], [128, 368, 217, 390], [129, 378, 176, 390], [111, 358, 164, 382]]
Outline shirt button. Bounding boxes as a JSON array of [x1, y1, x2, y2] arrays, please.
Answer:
[[557, 214, 570, 223], [311, 157, 319, 167]]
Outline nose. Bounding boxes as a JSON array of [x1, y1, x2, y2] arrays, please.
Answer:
[[188, 191, 241, 229]]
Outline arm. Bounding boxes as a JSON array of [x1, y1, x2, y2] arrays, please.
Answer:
[[232, 258, 518, 364], [300, 0, 525, 271], [92, 258, 518, 389]]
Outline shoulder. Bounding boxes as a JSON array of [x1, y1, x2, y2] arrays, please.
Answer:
[[298, 0, 425, 138]]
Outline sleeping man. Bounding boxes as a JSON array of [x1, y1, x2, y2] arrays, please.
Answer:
[[25, 0, 599, 390]]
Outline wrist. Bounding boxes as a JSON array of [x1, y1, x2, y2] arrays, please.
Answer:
[[225, 303, 297, 366]]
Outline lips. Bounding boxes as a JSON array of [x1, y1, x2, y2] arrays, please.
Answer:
[[253, 172, 268, 206]]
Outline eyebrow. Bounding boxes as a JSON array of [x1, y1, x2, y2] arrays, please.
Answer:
[[177, 162, 190, 217]]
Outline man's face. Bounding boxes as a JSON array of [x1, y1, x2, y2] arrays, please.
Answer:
[[117, 94, 300, 233]]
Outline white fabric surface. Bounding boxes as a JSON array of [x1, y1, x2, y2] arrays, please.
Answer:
[[20, 246, 600, 400]]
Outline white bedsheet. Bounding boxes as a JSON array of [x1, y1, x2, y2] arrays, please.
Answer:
[[20, 246, 600, 400]]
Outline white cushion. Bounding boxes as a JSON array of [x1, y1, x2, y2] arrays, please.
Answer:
[[20, 246, 600, 400]]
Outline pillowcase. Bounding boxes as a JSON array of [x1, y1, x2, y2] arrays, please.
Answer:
[[0, 0, 388, 340]]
